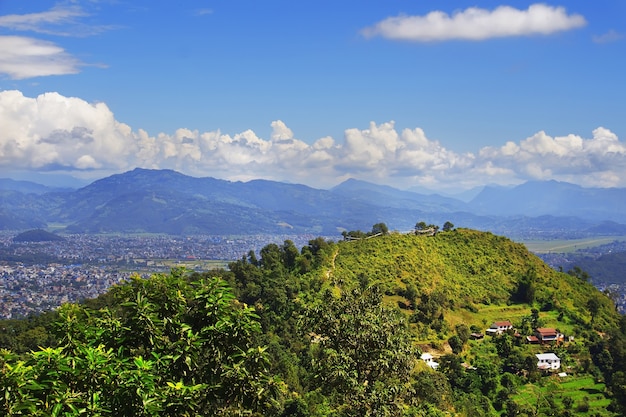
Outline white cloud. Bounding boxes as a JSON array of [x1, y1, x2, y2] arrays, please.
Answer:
[[0, 36, 82, 79], [1, 90, 626, 191], [593, 30, 624, 44], [0, 4, 111, 37], [194, 9, 213, 17], [0, 90, 136, 170], [361, 4, 586, 42], [477, 128, 626, 187], [0, 4, 114, 79]]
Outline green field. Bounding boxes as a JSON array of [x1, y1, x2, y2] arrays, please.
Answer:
[[145, 259, 230, 271], [520, 236, 626, 254], [514, 376, 612, 415]]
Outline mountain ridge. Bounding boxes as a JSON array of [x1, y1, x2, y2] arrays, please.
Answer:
[[1, 168, 626, 237]]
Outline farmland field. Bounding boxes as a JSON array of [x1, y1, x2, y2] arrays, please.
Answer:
[[520, 236, 626, 254]]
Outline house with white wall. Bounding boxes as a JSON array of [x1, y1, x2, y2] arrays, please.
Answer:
[[486, 320, 513, 335], [536, 353, 561, 370], [421, 353, 439, 369]]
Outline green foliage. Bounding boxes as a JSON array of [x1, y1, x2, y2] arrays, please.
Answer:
[[371, 222, 389, 236], [0, 269, 282, 416], [305, 286, 416, 416], [512, 268, 537, 304], [567, 265, 591, 282], [342, 223, 389, 241], [455, 323, 470, 345], [410, 370, 453, 411], [448, 335, 463, 355], [0, 311, 59, 353]]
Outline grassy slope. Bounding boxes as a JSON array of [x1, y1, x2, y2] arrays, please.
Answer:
[[327, 229, 619, 337]]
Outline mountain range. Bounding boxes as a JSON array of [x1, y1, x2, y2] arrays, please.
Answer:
[[2, 168, 626, 238]]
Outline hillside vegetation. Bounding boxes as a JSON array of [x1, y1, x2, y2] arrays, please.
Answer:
[[2, 228, 626, 416], [332, 230, 614, 331]]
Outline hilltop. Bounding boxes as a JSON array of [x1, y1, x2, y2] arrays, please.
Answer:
[[2, 228, 624, 416], [13, 229, 65, 242], [319, 229, 621, 344]]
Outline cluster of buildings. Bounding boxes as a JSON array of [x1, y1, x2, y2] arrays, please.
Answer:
[[0, 263, 130, 318], [485, 320, 565, 345], [421, 320, 564, 373], [0, 232, 332, 319], [1, 233, 325, 264]]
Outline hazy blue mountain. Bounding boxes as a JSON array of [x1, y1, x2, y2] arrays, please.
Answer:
[[0, 210, 47, 231], [0, 190, 56, 230], [331, 178, 466, 212], [407, 184, 485, 203], [469, 180, 626, 223], [0, 178, 73, 195], [1, 169, 626, 238]]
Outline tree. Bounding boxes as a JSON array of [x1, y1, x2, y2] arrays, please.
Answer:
[[341, 230, 366, 240], [530, 308, 541, 329], [494, 333, 514, 358], [567, 266, 590, 282], [437, 354, 468, 391], [371, 222, 389, 236], [455, 323, 471, 345], [473, 358, 499, 397], [281, 240, 300, 270], [415, 221, 428, 231], [587, 296, 602, 324], [442, 221, 454, 232], [410, 371, 453, 410], [513, 269, 537, 304], [448, 335, 463, 355], [305, 285, 416, 416]]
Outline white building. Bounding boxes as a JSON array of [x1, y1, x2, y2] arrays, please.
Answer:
[[536, 353, 561, 370], [421, 353, 439, 369], [486, 320, 513, 335]]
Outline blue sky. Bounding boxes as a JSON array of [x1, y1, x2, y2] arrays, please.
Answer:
[[0, 1, 625, 191]]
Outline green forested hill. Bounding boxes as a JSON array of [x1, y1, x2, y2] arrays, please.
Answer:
[[2, 229, 625, 416], [331, 230, 615, 329]]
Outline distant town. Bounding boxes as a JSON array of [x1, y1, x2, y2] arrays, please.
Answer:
[[0, 232, 329, 319], [1, 231, 625, 319]]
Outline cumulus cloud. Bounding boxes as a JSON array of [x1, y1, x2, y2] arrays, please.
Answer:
[[477, 128, 626, 187], [0, 90, 135, 170], [361, 4, 586, 42], [1, 90, 626, 191]]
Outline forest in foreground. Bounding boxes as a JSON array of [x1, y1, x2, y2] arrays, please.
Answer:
[[2, 228, 626, 416]]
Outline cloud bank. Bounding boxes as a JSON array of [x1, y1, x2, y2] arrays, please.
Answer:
[[362, 4, 586, 42], [1, 90, 625, 191]]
